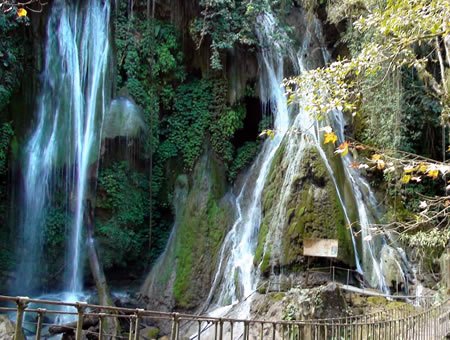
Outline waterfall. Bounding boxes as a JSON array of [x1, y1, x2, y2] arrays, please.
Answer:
[[207, 11, 411, 313], [331, 110, 410, 293], [206, 13, 291, 307], [14, 0, 111, 296]]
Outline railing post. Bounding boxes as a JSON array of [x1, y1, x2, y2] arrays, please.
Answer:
[[243, 321, 249, 340], [134, 308, 144, 340], [230, 321, 234, 340], [35, 308, 46, 340], [98, 312, 105, 340], [129, 315, 135, 340], [171, 312, 179, 340], [260, 322, 264, 340], [197, 320, 202, 340], [218, 319, 224, 340], [14, 297, 28, 340], [75, 302, 87, 340]]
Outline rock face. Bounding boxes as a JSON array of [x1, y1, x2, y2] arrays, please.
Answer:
[[249, 283, 348, 338], [141, 147, 233, 312], [0, 315, 17, 339], [380, 245, 408, 292], [440, 249, 450, 294], [256, 145, 355, 278]]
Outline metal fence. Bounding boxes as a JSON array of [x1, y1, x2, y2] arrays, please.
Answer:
[[0, 295, 448, 339]]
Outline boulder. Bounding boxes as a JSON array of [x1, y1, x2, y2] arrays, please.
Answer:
[[0, 315, 15, 339]]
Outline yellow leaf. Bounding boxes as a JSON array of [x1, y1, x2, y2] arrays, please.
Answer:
[[401, 174, 411, 184], [371, 154, 382, 161], [335, 141, 349, 157], [259, 129, 275, 139], [418, 163, 428, 173], [324, 131, 338, 144], [427, 169, 439, 179], [403, 165, 416, 173], [17, 8, 27, 17]]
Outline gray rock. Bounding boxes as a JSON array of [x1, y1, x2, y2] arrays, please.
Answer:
[[0, 315, 22, 340]]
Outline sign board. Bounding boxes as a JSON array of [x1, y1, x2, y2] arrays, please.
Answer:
[[303, 239, 338, 258]]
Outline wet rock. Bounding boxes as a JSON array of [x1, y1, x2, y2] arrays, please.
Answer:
[[251, 282, 348, 321], [380, 245, 406, 292], [141, 326, 159, 339], [141, 147, 233, 314], [0, 315, 16, 339], [257, 145, 355, 279], [440, 249, 450, 294]]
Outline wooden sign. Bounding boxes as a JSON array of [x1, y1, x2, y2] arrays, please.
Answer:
[[303, 239, 338, 258]]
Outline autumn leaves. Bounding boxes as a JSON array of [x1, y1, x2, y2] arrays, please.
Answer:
[[322, 125, 448, 186]]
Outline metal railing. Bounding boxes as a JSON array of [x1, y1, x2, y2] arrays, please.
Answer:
[[0, 295, 448, 339]]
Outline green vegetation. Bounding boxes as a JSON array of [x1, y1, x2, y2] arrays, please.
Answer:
[[171, 154, 231, 308], [0, 10, 27, 112], [0, 9, 29, 283], [228, 141, 260, 181], [96, 162, 148, 269], [112, 1, 259, 275]]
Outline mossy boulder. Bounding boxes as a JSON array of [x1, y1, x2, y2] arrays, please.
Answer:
[[141, 147, 233, 311], [257, 145, 355, 275]]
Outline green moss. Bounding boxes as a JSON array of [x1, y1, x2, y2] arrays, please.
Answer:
[[260, 247, 272, 274], [261, 146, 355, 270], [172, 152, 231, 309], [367, 296, 388, 305], [254, 222, 269, 265], [146, 328, 160, 339], [270, 292, 285, 302]]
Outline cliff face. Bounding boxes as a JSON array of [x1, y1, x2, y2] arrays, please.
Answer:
[[141, 146, 234, 311], [135, 2, 364, 312]]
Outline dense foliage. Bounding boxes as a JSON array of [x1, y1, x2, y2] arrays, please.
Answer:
[[99, 0, 259, 273], [191, 0, 296, 69], [0, 9, 28, 278], [96, 162, 149, 269]]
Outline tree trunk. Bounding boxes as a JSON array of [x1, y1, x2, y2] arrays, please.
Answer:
[[85, 200, 121, 338], [49, 316, 98, 335]]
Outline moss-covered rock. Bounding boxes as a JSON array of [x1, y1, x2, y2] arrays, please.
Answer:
[[257, 145, 355, 276], [141, 146, 233, 311]]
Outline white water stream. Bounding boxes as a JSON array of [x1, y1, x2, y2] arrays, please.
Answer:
[[206, 13, 291, 307], [15, 0, 111, 297]]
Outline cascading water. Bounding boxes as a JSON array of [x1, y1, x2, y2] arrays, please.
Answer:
[[206, 13, 290, 307], [260, 18, 410, 294], [331, 110, 410, 293], [14, 0, 111, 297], [207, 11, 412, 315]]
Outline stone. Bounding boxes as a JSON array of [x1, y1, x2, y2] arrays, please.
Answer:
[[141, 326, 160, 339], [440, 249, 450, 294], [0, 315, 15, 339], [257, 145, 355, 279], [380, 245, 406, 292]]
